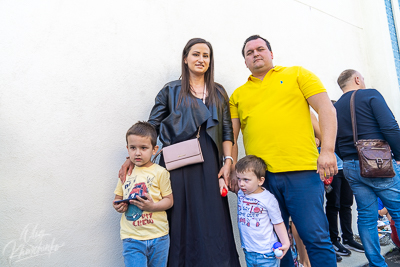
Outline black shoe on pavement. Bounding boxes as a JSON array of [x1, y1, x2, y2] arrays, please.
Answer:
[[343, 238, 365, 253], [336, 253, 342, 262], [332, 240, 351, 256]]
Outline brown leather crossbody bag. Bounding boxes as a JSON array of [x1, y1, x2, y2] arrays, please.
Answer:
[[350, 90, 395, 178]]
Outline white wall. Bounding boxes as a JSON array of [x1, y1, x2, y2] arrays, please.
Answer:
[[1, 0, 399, 266]]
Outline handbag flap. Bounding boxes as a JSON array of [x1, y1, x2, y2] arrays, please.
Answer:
[[162, 139, 202, 164], [359, 148, 392, 160], [357, 140, 392, 160]]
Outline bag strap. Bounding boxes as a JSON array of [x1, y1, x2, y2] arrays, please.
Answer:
[[350, 90, 358, 145], [196, 84, 206, 138], [153, 148, 163, 162]]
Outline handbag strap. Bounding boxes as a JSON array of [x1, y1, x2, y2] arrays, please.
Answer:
[[350, 90, 359, 145], [196, 84, 206, 138]]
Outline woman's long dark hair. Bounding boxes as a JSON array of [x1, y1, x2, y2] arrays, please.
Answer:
[[178, 38, 228, 107]]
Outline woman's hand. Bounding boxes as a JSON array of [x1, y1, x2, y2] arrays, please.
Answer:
[[218, 160, 231, 186], [219, 178, 228, 195], [118, 158, 135, 183]]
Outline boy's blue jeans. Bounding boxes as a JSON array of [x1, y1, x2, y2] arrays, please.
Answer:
[[244, 249, 279, 267], [343, 160, 400, 267], [122, 234, 169, 267]]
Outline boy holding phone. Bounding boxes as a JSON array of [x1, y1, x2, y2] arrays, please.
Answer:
[[113, 121, 173, 267]]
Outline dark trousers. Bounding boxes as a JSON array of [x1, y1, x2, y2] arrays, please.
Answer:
[[264, 170, 336, 267], [325, 170, 354, 242]]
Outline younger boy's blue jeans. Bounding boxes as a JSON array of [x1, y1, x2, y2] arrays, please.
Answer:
[[243, 249, 279, 267], [122, 234, 169, 267]]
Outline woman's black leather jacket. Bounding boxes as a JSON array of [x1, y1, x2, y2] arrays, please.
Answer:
[[148, 80, 234, 164]]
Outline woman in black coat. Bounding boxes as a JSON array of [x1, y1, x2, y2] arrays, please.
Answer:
[[120, 38, 240, 267]]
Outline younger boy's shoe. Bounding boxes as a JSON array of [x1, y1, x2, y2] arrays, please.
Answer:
[[336, 254, 342, 262], [343, 238, 365, 253], [332, 240, 351, 256]]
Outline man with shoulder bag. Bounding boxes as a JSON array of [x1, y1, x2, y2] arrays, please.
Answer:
[[335, 69, 400, 267]]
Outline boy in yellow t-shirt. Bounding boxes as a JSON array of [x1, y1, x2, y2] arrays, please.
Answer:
[[113, 121, 173, 267]]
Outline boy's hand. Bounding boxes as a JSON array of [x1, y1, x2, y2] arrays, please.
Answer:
[[229, 168, 239, 193], [130, 194, 155, 212], [113, 200, 128, 213], [315, 137, 321, 147], [273, 242, 290, 260]]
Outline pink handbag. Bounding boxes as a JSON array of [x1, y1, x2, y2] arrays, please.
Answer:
[[153, 126, 204, 171], [162, 132, 204, 170]]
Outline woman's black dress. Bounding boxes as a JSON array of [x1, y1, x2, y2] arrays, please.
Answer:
[[160, 124, 240, 267]]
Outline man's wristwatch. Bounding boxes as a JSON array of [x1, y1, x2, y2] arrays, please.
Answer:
[[223, 156, 234, 164]]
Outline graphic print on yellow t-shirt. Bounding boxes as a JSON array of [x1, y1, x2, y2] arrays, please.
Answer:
[[114, 164, 172, 240]]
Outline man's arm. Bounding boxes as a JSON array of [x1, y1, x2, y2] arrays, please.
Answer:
[[229, 118, 241, 192], [307, 92, 338, 180]]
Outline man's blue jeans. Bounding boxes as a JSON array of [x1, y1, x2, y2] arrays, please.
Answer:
[[265, 170, 337, 267], [343, 160, 400, 267], [243, 249, 279, 267], [122, 234, 169, 267]]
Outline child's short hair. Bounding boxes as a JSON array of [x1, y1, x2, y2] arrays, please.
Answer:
[[126, 121, 157, 147], [235, 155, 267, 179]]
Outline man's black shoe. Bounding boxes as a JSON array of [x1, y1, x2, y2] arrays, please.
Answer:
[[332, 240, 351, 256], [343, 238, 365, 253]]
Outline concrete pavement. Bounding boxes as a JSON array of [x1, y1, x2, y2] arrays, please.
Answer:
[[338, 243, 395, 267]]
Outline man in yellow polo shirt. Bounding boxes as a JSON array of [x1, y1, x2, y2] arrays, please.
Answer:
[[230, 35, 338, 267]]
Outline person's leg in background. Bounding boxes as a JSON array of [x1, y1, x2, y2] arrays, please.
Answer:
[[339, 172, 364, 252], [326, 170, 351, 257], [291, 222, 311, 267], [343, 160, 386, 267], [325, 170, 341, 242], [376, 161, 400, 248]]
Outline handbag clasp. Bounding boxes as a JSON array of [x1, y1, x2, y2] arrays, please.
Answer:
[[376, 158, 383, 169]]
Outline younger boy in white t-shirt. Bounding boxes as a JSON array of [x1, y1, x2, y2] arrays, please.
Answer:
[[113, 121, 173, 267], [225, 155, 290, 267]]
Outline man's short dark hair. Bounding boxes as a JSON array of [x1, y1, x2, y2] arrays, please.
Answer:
[[337, 69, 357, 90], [126, 121, 157, 147], [242, 35, 272, 57], [235, 155, 267, 179]]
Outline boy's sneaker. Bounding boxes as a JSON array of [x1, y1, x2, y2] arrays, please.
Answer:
[[343, 238, 365, 253], [336, 254, 342, 262], [332, 240, 351, 256]]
